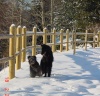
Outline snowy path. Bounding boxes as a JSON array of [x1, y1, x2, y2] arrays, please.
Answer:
[[0, 48, 100, 96]]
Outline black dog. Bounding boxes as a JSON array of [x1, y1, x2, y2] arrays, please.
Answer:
[[40, 44, 54, 77], [28, 56, 42, 77]]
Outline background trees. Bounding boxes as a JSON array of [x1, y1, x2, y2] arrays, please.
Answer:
[[0, 0, 100, 58], [53, 0, 100, 31], [0, 0, 100, 32]]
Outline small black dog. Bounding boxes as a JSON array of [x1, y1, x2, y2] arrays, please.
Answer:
[[40, 44, 54, 77], [28, 56, 42, 77]]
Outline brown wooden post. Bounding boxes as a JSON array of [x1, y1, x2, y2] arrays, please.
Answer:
[[60, 29, 63, 52], [66, 29, 69, 51], [98, 31, 100, 47], [93, 31, 96, 48], [85, 30, 88, 50], [95, 35, 98, 47], [16, 26, 22, 70], [22, 26, 27, 62], [43, 27, 47, 44], [96, 34, 99, 47], [9, 24, 16, 79], [52, 28, 56, 52], [73, 32, 76, 54], [32, 27, 37, 56], [72, 30, 74, 49]]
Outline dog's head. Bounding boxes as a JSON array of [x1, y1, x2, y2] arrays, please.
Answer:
[[41, 44, 54, 62], [28, 56, 37, 64], [41, 44, 51, 55]]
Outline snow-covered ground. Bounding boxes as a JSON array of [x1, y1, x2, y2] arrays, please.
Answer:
[[0, 47, 100, 96]]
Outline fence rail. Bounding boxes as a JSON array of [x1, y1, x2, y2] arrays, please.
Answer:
[[0, 24, 100, 79]]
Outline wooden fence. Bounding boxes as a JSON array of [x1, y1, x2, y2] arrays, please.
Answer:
[[0, 24, 100, 79]]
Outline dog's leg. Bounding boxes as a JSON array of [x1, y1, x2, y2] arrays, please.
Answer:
[[44, 65, 47, 77], [48, 68, 51, 77], [30, 70, 36, 78], [30, 74, 36, 78], [37, 67, 42, 77], [48, 63, 52, 77], [44, 71, 47, 77], [30, 66, 36, 78]]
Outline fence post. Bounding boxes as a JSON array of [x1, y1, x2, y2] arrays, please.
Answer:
[[16, 26, 22, 70], [66, 29, 69, 51], [52, 28, 56, 52], [60, 29, 63, 52], [22, 26, 27, 62], [43, 27, 47, 44], [32, 27, 37, 56], [73, 32, 76, 54], [98, 31, 100, 47], [95, 35, 98, 47], [72, 30, 74, 49], [85, 30, 88, 50], [93, 31, 96, 48], [9, 24, 16, 79]]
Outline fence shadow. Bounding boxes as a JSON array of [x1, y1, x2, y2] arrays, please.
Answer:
[[64, 50, 100, 80]]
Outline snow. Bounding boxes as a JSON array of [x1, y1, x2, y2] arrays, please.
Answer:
[[0, 47, 100, 96]]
